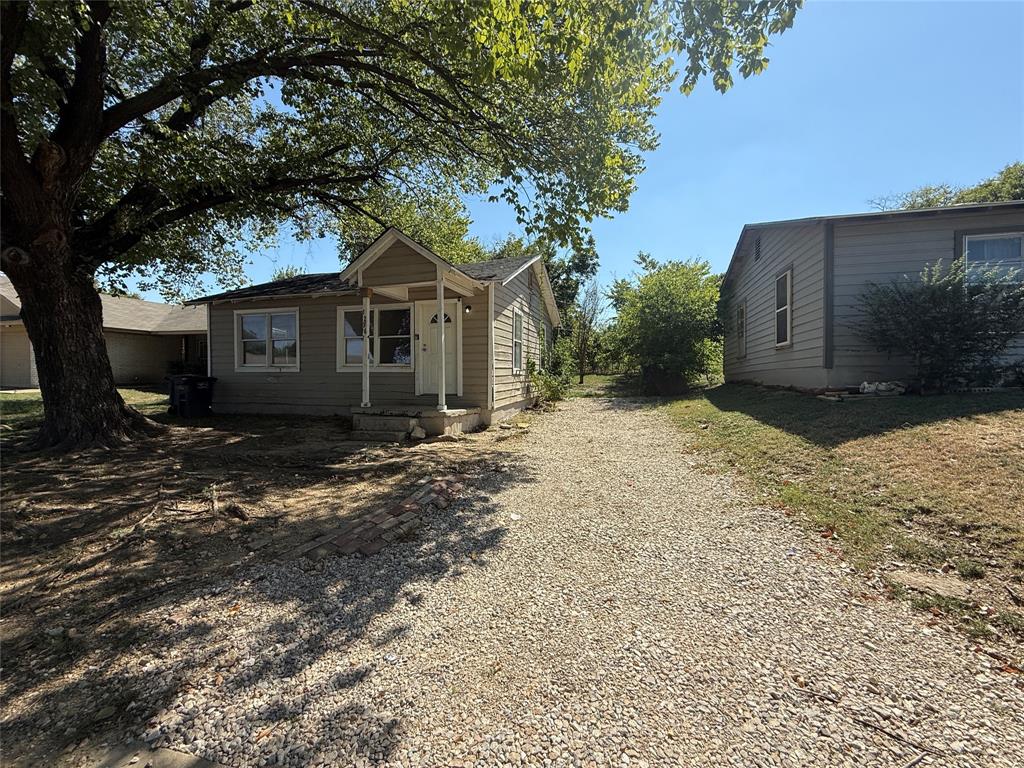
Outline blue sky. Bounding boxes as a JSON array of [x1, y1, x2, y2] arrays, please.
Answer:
[[171, 0, 1024, 298]]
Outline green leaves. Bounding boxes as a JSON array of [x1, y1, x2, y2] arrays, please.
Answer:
[[605, 254, 722, 389], [4, 0, 801, 299], [857, 259, 1024, 391]]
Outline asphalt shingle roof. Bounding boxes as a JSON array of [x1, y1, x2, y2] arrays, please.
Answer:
[[457, 254, 537, 282], [186, 273, 356, 304], [0, 273, 206, 333]]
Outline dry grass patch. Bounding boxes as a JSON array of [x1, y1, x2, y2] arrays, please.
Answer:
[[664, 384, 1024, 640]]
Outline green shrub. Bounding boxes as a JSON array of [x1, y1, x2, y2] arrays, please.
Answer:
[[857, 260, 1024, 392], [604, 257, 721, 394], [528, 358, 571, 405]]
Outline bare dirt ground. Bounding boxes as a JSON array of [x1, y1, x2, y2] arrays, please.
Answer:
[[1, 414, 522, 764]]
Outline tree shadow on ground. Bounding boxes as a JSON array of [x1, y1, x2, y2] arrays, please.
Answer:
[[0, 413, 534, 766], [701, 384, 1024, 448]]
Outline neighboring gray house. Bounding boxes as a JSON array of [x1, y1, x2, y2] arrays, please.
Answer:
[[0, 274, 207, 389], [187, 228, 561, 436], [721, 201, 1024, 390]]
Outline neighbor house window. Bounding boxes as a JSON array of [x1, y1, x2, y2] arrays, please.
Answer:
[[775, 270, 792, 347], [338, 306, 413, 369], [236, 309, 299, 370], [736, 302, 747, 358], [512, 308, 524, 373], [964, 232, 1024, 283]]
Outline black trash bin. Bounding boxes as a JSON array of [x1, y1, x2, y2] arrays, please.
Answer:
[[167, 374, 217, 417]]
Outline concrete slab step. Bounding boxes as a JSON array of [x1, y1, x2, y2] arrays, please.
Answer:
[[352, 414, 419, 431], [349, 429, 409, 442]]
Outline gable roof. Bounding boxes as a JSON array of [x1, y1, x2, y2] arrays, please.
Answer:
[[1, 273, 206, 333], [186, 227, 561, 325], [722, 200, 1024, 288]]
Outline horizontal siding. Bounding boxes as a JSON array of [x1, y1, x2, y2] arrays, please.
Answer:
[[209, 290, 488, 414], [723, 222, 828, 389], [831, 208, 1024, 387], [361, 245, 436, 286], [492, 264, 548, 408]]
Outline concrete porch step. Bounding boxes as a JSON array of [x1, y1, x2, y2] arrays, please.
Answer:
[[352, 414, 419, 432], [349, 429, 409, 442]]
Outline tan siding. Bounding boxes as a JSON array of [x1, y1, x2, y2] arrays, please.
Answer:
[[361, 245, 436, 286], [723, 223, 828, 389], [831, 208, 1024, 387], [105, 331, 181, 384], [492, 264, 547, 408], [460, 292, 489, 405], [1, 325, 34, 388]]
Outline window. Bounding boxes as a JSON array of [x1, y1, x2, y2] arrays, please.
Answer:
[[236, 309, 298, 370], [775, 270, 792, 347], [342, 308, 373, 365], [512, 308, 524, 373], [376, 308, 412, 366], [338, 305, 413, 369], [965, 232, 1024, 283], [735, 302, 747, 358]]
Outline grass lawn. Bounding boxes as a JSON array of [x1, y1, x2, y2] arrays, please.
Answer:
[[0, 387, 170, 442], [663, 383, 1024, 639]]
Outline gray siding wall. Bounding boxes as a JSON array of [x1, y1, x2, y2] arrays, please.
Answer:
[[208, 289, 489, 415], [723, 223, 828, 389], [492, 264, 548, 408], [1, 325, 36, 388], [830, 208, 1024, 387], [106, 331, 181, 384]]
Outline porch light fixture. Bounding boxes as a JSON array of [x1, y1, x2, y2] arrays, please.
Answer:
[[464, 304, 472, 314]]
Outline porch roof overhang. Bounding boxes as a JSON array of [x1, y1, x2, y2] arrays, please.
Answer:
[[340, 227, 487, 297]]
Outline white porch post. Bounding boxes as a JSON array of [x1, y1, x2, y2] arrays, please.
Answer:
[[361, 288, 371, 407], [436, 266, 447, 411]]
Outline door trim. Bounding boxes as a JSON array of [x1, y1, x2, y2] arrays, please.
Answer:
[[414, 299, 462, 397]]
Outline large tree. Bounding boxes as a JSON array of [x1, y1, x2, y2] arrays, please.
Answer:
[[1, 0, 799, 448]]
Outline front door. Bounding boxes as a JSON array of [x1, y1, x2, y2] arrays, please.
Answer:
[[417, 300, 458, 395]]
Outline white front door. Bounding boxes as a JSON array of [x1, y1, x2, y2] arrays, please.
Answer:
[[417, 300, 458, 395]]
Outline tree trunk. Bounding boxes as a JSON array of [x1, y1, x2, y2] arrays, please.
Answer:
[[7, 248, 158, 449]]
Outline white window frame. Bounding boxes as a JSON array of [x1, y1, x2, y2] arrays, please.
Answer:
[[233, 307, 300, 373], [964, 231, 1024, 284], [736, 300, 747, 358], [512, 307, 524, 374], [774, 270, 792, 348], [336, 304, 414, 372]]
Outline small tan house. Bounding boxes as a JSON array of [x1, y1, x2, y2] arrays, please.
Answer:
[[0, 274, 207, 389], [187, 228, 560, 436], [721, 201, 1024, 390]]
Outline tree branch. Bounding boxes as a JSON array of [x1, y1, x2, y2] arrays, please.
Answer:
[[49, 1, 112, 179]]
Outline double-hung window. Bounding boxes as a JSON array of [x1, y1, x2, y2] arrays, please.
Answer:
[[735, 302, 747, 358], [512, 308, 524, 373], [236, 309, 299, 371], [775, 270, 792, 347], [339, 306, 413, 370], [964, 232, 1024, 284]]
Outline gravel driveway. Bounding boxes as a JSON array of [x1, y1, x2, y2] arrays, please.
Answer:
[[65, 398, 1024, 767]]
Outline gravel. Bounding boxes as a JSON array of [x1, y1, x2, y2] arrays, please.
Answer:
[[69, 398, 1024, 766]]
